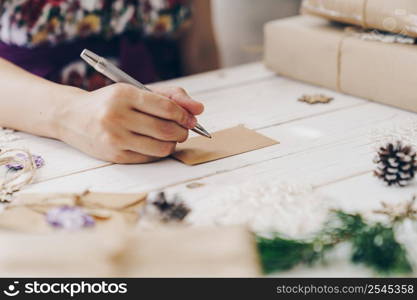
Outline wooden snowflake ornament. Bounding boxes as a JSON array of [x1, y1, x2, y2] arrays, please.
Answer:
[[298, 94, 334, 104]]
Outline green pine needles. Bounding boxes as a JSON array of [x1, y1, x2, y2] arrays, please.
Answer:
[[257, 210, 414, 275]]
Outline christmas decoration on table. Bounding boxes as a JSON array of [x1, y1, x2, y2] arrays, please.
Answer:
[[373, 141, 417, 187], [186, 180, 328, 237], [5, 153, 44, 171], [0, 191, 147, 233], [298, 94, 334, 105], [141, 191, 190, 223], [0, 149, 39, 202], [46, 206, 95, 231], [370, 118, 417, 150], [258, 199, 416, 276], [374, 196, 417, 223]]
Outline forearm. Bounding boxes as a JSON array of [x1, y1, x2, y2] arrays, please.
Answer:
[[0, 59, 206, 163], [0, 58, 85, 139]]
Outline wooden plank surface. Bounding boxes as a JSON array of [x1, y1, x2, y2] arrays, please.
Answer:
[[23, 101, 416, 194], [11, 62, 416, 214], [4, 63, 417, 277]]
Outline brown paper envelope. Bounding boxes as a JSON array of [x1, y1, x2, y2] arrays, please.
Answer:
[[15, 192, 147, 211], [173, 125, 279, 165], [0, 193, 147, 234], [81, 192, 147, 210], [0, 206, 135, 234]]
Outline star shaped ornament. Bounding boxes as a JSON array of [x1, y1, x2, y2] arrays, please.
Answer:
[[374, 196, 417, 222], [298, 94, 334, 104]]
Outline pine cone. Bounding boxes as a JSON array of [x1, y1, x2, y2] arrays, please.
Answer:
[[150, 192, 190, 222], [374, 141, 417, 186]]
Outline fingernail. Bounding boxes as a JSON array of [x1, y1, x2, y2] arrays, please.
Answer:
[[187, 116, 197, 129]]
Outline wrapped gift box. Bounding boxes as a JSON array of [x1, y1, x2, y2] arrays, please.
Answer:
[[0, 226, 260, 277], [264, 15, 417, 113], [301, 0, 417, 38]]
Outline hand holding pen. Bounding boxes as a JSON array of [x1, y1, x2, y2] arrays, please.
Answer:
[[81, 49, 211, 139], [51, 50, 209, 164]]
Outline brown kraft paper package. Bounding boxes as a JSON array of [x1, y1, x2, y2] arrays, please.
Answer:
[[264, 15, 417, 113], [301, 0, 417, 38]]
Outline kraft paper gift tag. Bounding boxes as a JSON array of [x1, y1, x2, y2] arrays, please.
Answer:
[[173, 125, 279, 165]]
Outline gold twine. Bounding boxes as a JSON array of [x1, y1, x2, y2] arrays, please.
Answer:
[[0, 149, 37, 202]]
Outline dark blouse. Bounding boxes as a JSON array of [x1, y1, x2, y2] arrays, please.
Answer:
[[0, 0, 192, 90]]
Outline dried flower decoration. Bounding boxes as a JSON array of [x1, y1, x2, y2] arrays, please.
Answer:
[[0, 149, 38, 202], [144, 191, 190, 223], [46, 206, 95, 230], [373, 141, 417, 186], [298, 94, 333, 104], [374, 196, 417, 223], [6, 153, 44, 171]]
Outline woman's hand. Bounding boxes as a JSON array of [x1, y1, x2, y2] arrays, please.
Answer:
[[57, 83, 204, 163]]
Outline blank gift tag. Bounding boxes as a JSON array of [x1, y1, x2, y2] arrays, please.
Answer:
[[173, 125, 279, 165]]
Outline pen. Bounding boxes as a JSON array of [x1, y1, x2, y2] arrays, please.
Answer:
[[80, 49, 212, 139]]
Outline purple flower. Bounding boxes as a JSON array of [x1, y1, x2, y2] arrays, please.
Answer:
[[6, 153, 44, 171], [46, 206, 95, 230]]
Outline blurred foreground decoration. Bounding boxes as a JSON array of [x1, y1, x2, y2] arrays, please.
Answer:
[[0, 192, 260, 277], [258, 200, 417, 276], [0, 226, 259, 277]]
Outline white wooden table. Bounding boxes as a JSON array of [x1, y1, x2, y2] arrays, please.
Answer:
[[6, 62, 417, 276]]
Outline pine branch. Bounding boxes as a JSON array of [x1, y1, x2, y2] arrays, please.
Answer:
[[351, 223, 412, 275], [257, 237, 330, 273], [257, 210, 414, 275]]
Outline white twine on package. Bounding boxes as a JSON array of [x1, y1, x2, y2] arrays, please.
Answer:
[[345, 27, 415, 44], [185, 180, 329, 238]]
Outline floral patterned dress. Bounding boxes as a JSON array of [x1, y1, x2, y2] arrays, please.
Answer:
[[0, 0, 192, 90]]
